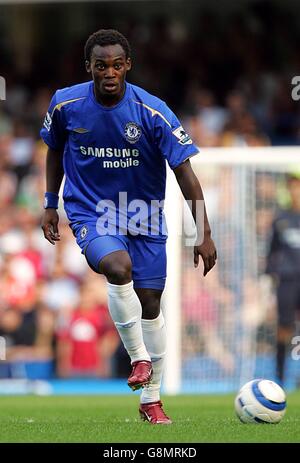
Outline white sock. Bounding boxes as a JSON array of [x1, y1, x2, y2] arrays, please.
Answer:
[[107, 281, 150, 363], [140, 311, 166, 404]]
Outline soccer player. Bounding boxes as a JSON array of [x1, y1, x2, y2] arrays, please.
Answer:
[[40, 29, 217, 424], [266, 173, 300, 385]]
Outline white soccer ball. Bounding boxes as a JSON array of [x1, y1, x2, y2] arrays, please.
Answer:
[[234, 379, 286, 424]]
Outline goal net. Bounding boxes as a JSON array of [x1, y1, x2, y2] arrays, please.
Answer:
[[163, 147, 300, 394]]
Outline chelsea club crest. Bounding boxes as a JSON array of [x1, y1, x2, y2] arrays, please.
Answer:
[[80, 225, 88, 239], [124, 122, 142, 144]]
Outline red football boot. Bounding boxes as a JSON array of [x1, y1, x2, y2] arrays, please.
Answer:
[[139, 400, 172, 424], [127, 360, 153, 391]]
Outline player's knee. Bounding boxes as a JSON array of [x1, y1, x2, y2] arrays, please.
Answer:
[[102, 261, 132, 285], [142, 299, 161, 319]]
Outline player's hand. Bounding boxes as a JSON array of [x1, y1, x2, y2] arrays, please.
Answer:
[[194, 236, 217, 276], [41, 209, 61, 245]]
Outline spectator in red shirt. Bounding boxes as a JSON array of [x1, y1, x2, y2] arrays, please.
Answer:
[[56, 278, 119, 377]]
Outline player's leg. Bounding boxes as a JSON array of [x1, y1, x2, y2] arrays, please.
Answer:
[[75, 227, 152, 390], [130, 237, 171, 424], [134, 288, 165, 391], [135, 288, 165, 403], [276, 280, 297, 383], [98, 250, 151, 364], [134, 287, 171, 424]]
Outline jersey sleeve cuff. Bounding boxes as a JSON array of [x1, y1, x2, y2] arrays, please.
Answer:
[[170, 150, 200, 170], [41, 138, 64, 152]]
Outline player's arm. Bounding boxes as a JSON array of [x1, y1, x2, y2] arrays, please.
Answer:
[[174, 159, 217, 276], [41, 147, 64, 245]]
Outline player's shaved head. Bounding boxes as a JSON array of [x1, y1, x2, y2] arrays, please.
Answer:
[[84, 29, 131, 62]]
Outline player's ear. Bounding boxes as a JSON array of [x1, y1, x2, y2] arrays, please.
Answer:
[[126, 58, 132, 71], [85, 60, 91, 73]]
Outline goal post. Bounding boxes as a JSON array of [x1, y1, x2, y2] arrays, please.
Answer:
[[162, 166, 184, 395], [163, 146, 300, 395]]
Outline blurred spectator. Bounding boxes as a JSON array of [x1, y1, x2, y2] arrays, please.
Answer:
[[55, 277, 119, 378], [0, 276, 55, 363], [41, 255, 80, 312], [269, 78, 300, 145], [8, 119, 34, 184], [187, 88, 227, 147], [220, 111, 270, 147], [0, 168, 18, 206], [182, 268, 235, 374], [0, 253, 37, 311]]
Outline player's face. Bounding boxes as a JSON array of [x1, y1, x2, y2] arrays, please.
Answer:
[[86, 44, 131, 103]]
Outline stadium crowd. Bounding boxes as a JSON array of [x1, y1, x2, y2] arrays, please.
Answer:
[[0, 1, 299, 380]]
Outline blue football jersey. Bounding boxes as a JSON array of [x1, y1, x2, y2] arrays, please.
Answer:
[[40, 81, 199, 238]]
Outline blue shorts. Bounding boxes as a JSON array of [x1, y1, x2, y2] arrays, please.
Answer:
[[70, 221, 167, 290]]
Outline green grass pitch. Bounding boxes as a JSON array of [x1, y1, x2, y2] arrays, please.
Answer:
[[0, 392, 299, 443]]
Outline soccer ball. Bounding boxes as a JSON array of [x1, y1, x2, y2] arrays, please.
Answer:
[[234, 379, 286, 424]]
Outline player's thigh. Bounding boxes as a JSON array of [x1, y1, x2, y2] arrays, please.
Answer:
[[277, 280, 299, 327], [129, 237, 167, 291], [85, 236, 132, 281], [70, 221, 131, 277]]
